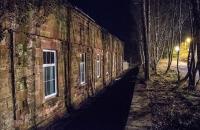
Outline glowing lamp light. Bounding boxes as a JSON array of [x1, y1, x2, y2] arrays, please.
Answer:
[[175, 46, 180, 52], [186, 37, 191, 43]]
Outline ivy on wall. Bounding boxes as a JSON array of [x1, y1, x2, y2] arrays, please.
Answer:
[[0, 0, 68, 41]]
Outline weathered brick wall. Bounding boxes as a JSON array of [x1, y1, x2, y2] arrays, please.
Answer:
[[93, 48, 104, 92], [111, 37, 117, 79], [93, 26, 104, 93], [111, 37, 124, 78], [13, 14, 66, 129], [102, 33, 113, 82], [34, 38, 66, 128], [14, 28, 35, 130], [0, 5, 124, 130], [116, 39, 124, 76], [69, 8, 104, 108], [34, 14, 66, 128], [0, 32, 14, 130], [69, 9, 91, 108], [120, 41, 124, 73], [102, 32, 112, 86]]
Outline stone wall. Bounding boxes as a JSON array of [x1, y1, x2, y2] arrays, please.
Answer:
[[0, 32, 14, 130], [13, 14, 66, 129], [0, 5, 124, 130]]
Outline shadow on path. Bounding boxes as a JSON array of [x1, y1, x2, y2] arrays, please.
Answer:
[[55, 68, 139, 130]]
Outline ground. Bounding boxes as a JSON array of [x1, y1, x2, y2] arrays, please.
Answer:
[[148, 60, 200, 130], [45, 63, 200, 130], [45, 68, 139, 130]]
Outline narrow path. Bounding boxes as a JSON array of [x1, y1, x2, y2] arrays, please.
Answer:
[[125, 83, 152, 130], [171, 60, 188, 77], [159, 59, 188, 77], [50, 68, 139, 130]]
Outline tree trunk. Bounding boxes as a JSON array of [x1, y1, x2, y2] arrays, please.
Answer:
[[177, 0, 182, 83], [189, 0, 200, 89], [141, 0, 150, 80]]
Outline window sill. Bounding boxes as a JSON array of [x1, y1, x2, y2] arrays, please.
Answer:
[[80, 83, 87, 86], [44, 93, 57, 100]]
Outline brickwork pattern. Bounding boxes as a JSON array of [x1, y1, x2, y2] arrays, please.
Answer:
[[0, 5, 124, 130]]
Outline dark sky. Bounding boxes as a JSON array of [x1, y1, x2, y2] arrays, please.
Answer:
[[68, 0, 140, 61], [68, 0, 131, 40]]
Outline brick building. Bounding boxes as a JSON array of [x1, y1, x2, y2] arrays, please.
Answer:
[[0, 4, 124, 130]]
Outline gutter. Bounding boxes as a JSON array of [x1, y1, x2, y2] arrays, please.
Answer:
[[8, 29, 17, 129]]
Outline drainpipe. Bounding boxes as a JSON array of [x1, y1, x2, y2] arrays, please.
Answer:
[[102, 32, 105, 86], [111, 37, 113, 81], [8, 29, 17, 129], [66, 5, 73, 112], [90, 23, 95, 96], [87, 21, 94, 96]]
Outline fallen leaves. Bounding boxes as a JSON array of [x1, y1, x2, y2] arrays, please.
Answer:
[[148, 70, 200, 130]]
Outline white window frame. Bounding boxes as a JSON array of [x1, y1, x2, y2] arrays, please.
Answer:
[[106, 52, 109, 75], [43, 50, 57, 99], [80, 53, 86, 84], [96, 54, 101, 78], [113, 54, 116, 71]]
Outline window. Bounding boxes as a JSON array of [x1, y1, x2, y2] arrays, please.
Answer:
[[113, 54, 116, 71], [121, 56, 123, 69], [106, 52, 109, 75], [43, 50, 57, 99], [96, 54, 101, 78], [80, 53, 86, 84]]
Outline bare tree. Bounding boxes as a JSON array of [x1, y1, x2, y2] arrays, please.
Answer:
[[188, 0, 200, 89], [141, 0, 150, 80]]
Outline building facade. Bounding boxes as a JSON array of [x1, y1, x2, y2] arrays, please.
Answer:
[[0, 4, 124, 130]]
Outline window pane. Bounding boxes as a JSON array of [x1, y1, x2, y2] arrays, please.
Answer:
[[98, 62, 100, 76], [81, 54, 84, 62], [82, 73, 85, 82], [43, 50, 56, 97], [44, 68, 47, 81], [46, 67, 51, 81], [81, 72, 83, 82], [80, 63, 84, 83], [47, 52, 49, 64], [46, 81, 51, 96], [80, 53, 86, 83], [45, 82, 48, 96], [50, 66, 55, 80], [80, 63, 83, 73], [43, 52, 47, 64], [45, 80, 56, 96], [51, 52, 55, 63], [50, 80, 55, 94], [98, 63, 99, 75], [96, 62, 98, 75], [83, 63, 85, 72]]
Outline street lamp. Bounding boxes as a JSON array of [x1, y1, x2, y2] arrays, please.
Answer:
[[184, 37, 191, 50], [186, 37, 192, 43], [175, 46, 180, 52]]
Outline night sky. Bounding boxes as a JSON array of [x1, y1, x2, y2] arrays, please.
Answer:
[[68, 0, 140, 61]]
